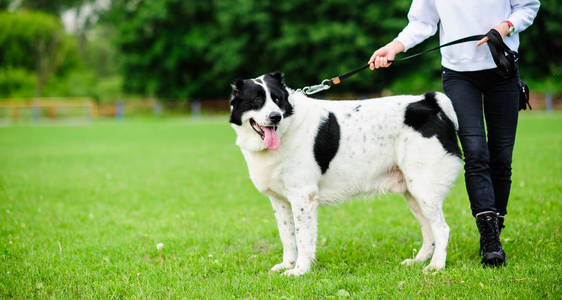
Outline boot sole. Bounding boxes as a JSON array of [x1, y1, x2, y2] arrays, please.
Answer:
[[481, 251, 506, 266]]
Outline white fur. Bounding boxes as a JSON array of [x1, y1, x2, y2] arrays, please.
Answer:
[[231, 87, 462, 276]]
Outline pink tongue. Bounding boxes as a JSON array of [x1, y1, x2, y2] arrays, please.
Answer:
[[263, 126, 280, 150]]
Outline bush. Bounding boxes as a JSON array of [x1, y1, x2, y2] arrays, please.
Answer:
[[42, 70, 123, 102], [0, 11, 80, 98], [0, 67, 37, 98]]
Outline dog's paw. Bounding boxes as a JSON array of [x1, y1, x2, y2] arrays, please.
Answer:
[[401, 258, 421, 266], [422, 263, 445, 274], [269, 261, 294, 273], [282, 267, 309, 277]]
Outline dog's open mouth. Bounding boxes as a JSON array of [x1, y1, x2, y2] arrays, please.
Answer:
[[250, 118, 280, 150]]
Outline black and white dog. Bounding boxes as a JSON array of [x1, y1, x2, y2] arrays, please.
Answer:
[[229, 72, 462, 276]]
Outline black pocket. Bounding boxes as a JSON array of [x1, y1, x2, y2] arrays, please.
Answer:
[[518, 80, 531, 110]]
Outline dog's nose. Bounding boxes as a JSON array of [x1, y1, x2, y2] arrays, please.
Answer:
[[269, 111, 282, 124]]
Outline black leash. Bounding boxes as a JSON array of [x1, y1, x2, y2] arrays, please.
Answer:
[[301, 34, 486, 95]]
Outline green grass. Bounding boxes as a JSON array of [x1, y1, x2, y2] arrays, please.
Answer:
[[1, 113, 561, 299]]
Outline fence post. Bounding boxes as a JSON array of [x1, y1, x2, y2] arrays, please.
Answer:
[[48, 106, 56, 120], [92, 102, 98, 119], [116, 101, 125, 121], [32, 100, 40, 123], [191, 98, 201, 118], [87, 102, 93, 122], [12, 107, 19, 122], [545, 92, 552, 114], [153, 99, 162, 117]]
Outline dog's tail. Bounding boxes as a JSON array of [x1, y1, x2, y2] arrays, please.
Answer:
[[433, 92, 458, 130]]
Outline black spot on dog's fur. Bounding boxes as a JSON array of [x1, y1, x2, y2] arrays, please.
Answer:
[[404, 92, 461, 157], [314, 112, 340, 174], [353, 105, 362, 112]]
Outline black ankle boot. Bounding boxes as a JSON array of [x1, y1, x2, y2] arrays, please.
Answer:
[[476, 211, 505, 266], [480, 215, 505, 255]]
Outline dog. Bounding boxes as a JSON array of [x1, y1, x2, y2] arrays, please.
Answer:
[[229, 72, 462, 276]]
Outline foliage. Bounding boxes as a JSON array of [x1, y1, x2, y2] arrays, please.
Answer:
[[40, 25, 123, 102], [104, 0, 217, 99], [1, 0, 560, 100], [0, 0, 9, 10], [82, 25, 119, 78], [9, 0, 90, 15], [0, 10, 120, 100], [0, 115, 560, 297], [106, 0, 440, 99], [41, 70, 122, 101], [0, 67, 36, 98], [106, 0, 560, 100], [0, 11, 80, 97], [518, 0, 562, 85]]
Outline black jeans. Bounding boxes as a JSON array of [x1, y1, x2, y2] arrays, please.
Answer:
[[442, 67, 519, 216]]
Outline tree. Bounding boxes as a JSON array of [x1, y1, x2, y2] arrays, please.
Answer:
[[107, 0, 420, 100], [107, 0, 559, 100], [518, 0, 562, 87], [0, 11, 79, 98], [106, 0, 218, 99], [11, 0, 89, 15], [0, 0, 10, 10]]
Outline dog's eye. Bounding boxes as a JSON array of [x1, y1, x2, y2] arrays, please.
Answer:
[[273, 98, 279, 104]]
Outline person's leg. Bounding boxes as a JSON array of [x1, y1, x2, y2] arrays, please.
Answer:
[[483, 76, 520, 218], [443, 68, 505, 266], [442, 68, 496, 216]]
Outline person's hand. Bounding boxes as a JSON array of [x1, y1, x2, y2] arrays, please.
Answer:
[[368, 40, 405, 70], [476, 22, 511, 46]]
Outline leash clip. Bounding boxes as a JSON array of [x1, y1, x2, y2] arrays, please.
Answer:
[[301, 79, 332, 95]]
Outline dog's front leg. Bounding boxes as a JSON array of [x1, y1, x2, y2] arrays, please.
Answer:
[[269, 196, 297, 272], [283, 193, 318, 276]]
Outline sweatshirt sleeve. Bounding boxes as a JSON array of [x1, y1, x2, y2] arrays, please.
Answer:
[[394, 0, 440, 52], [508, 0, 540, 33]]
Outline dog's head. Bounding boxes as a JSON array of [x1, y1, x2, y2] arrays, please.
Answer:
[[229, 72, 293, 151]]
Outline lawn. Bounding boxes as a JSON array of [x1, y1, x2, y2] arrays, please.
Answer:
[[0, 113, 560, 299]]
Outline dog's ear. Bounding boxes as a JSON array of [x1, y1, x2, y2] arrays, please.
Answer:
[[268, 71, 284, 83], [231, 79, 244, 90], [231, 79, 244, 96]]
